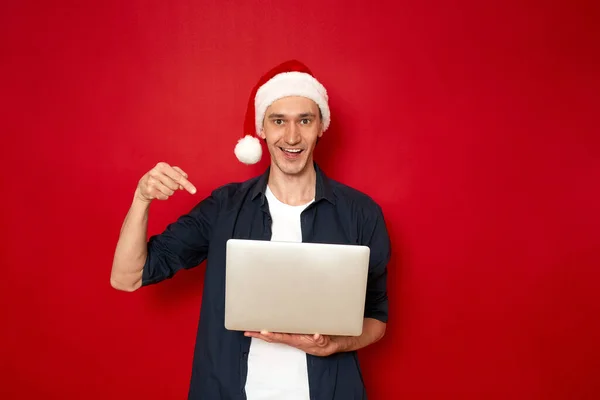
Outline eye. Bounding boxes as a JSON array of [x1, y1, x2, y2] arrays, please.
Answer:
[[274, 119, 284, 125], [300, 119, 311, 125]]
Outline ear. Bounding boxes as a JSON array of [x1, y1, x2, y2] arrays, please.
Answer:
[[318, 123, 324, 138], [258, 130, 266, 140]]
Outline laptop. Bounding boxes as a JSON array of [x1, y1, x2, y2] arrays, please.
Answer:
[[224, 239, 370, 336]]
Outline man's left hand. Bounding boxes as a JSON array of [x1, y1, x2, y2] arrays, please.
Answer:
[[244, 331, 338, 357]]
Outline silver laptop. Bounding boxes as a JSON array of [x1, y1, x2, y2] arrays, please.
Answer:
[[224, 239, 370, 336]]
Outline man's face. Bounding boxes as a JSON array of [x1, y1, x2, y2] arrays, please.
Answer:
[[259, 96, 323, 176]]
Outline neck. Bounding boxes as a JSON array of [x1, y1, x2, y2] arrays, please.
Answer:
[[268, 162, 316, 206]]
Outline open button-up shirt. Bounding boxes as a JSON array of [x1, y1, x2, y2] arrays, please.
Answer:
[[142, 163, 391, 400]]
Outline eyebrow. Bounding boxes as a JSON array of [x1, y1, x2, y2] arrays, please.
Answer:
[[267, 112, 317, 119]]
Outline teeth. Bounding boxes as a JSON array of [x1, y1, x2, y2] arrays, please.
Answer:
[[284, 149, 301, 153]]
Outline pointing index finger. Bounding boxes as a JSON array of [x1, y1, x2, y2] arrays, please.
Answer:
[[163, 166, 197, 194], [177, 174, 196, 194], [172, 166, 188, 178]]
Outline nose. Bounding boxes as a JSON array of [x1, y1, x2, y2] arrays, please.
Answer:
[[283, 123, 301, 146]]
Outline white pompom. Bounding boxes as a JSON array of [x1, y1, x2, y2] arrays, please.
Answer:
[[234, 135, 262, 165]]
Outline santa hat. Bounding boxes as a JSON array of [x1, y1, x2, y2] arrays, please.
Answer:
[[234, 60, 330, 165]]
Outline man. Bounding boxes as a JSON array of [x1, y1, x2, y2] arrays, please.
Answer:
[[111, 60, 391, 399]]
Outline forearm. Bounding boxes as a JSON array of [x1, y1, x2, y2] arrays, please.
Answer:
[[331, 318, 386, 353], [110, 189, 152, 291]]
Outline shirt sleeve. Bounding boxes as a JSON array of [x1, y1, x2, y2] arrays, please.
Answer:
[[363, 204, 391, 322], [141, 193, 219, 286]]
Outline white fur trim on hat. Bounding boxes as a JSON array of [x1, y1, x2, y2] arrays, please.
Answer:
[[234, 135, 262, 164], [254, 71, 330, 135]]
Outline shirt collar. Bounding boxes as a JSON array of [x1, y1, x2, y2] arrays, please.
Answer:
[[251, 162, 335, 205]]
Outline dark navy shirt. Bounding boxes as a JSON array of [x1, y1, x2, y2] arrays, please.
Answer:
[[141, 163, 391, 400]]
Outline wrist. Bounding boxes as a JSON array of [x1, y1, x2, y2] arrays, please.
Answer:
[[329, 336, 351, 354], [133, 188, 152, 207]]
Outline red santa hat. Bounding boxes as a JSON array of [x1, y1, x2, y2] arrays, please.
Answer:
[[234, 60, 330, 165]]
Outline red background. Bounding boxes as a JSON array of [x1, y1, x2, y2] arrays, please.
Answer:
[[1, 1, 599, 399]]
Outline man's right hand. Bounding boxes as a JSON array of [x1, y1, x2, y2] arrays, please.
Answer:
[[135, 162, 197, 203]]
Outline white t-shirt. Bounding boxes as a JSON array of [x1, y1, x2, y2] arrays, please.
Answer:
[[244, 186, 315, 400]]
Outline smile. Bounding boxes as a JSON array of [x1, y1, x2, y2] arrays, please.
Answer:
[[280, 148, 303, 154]]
